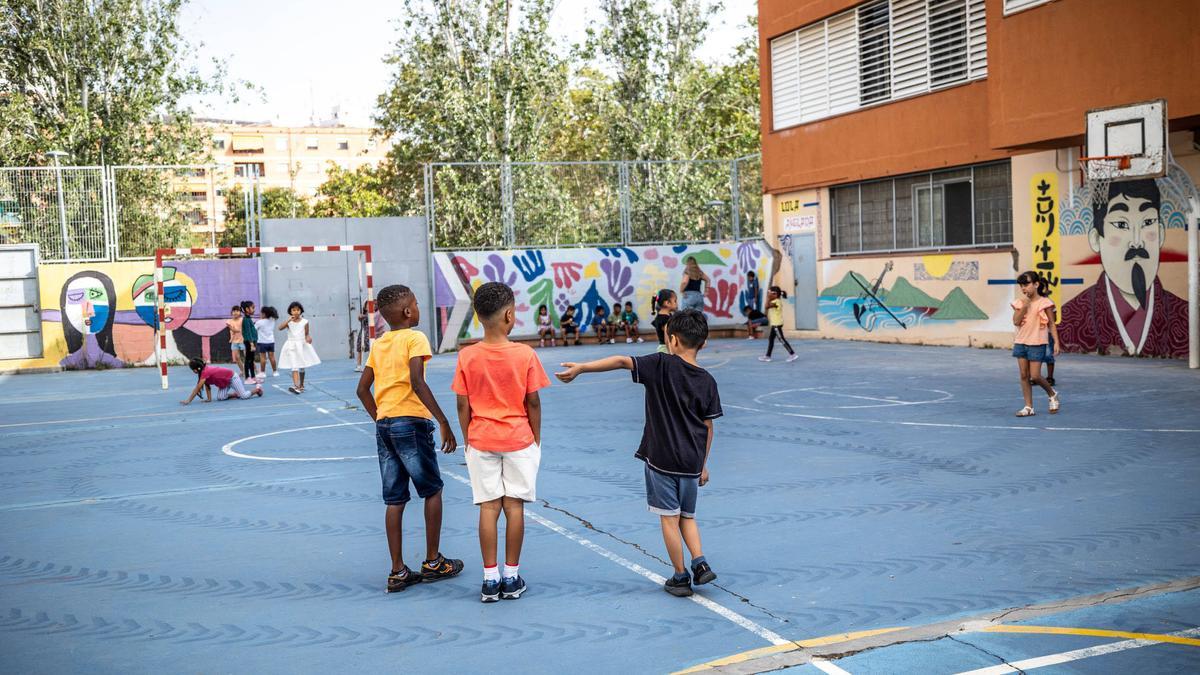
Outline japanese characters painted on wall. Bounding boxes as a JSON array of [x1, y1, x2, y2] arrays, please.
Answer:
[[1058, 179, 1189, 357], [433, 242, 768, 343], [8, 258, 260, 371]]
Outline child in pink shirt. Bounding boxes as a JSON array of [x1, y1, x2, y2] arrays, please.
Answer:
[[1011, 271, 1060, 417]]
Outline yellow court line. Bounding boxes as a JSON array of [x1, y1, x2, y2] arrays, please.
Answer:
[[983, 624, 1200, 647], [674, 627, 905, 673]]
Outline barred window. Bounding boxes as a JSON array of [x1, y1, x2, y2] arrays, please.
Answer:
[[830, 160, 1012, 254]]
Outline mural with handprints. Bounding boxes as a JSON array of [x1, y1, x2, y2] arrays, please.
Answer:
[[433, 241, 769, 340], [2, 259, 259, 371]]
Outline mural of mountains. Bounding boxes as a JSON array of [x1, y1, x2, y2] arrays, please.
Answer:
[[931, 287, 988, 320], [819, 271, 987, 319]]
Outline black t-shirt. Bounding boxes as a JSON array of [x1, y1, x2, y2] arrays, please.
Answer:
[[651, 313, 670, 344], [631, 353, 722, 476], [745, 308, 766, 321]]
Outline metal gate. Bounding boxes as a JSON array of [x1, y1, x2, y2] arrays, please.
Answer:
[[0, 244, 43, 360]]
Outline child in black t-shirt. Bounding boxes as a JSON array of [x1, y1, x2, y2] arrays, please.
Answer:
[[561, 305, 580, 345], [556, 309, 721, 598], [650, 289, 678, 354]]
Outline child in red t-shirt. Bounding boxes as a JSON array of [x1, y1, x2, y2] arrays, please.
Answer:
[[452, 282, 551, 603]]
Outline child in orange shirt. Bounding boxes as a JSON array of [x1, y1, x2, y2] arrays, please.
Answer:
[[451, 282, 551, 603], [355, 284, 464, 593], [1011, 271, 1060, 417]]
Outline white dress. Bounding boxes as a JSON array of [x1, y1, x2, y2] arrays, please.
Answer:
[[277, 318, 321, 369]]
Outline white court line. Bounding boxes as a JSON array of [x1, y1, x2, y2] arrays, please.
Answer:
[[0, 402, 309, 429], [723, 403, 1200, 434], [811, 658, 854, 675], [754, 386, 953, 410], [953, 627, 1200, 674], [440, 468, 791, 647], [222, 422, 374, 461]]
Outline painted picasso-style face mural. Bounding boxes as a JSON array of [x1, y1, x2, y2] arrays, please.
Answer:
[[1060, 178, 1188, 357], [59, 271, 123, 369], [132, 267, 195, 330]]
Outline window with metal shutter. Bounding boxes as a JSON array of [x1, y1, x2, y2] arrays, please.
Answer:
[[1003, 0, 1052, 15], [826, 11, 860, 115], [797, 23, 829, 122], [858, 0, 892, 105], [928, 0, 968, 87], [967, 0, 987, 78], [770, 31, 802, 129], [890, 0, 929, 97]]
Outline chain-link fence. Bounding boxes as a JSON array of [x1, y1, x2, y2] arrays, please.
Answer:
[[426, 155, 762, 250], [0, 167, 111, 261]]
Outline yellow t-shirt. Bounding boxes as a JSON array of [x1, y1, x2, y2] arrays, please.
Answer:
[[767, 298, 784, 326], [366, 328, 433, 419]]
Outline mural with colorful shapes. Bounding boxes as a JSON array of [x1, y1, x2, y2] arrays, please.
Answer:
[[3, 259, 259, 371], [433, 241, 769, 342]]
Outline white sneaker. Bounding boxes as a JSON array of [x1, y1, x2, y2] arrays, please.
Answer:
[[609, 339, 615, 344], [272, 371, 280, 377], [626, 338, 632, 344], [636, 337, 644, 343], [746, 336, 755, 340], [354, 365, 364, 372], [786, 354, 799, 363], [758, 356, 772, 362]]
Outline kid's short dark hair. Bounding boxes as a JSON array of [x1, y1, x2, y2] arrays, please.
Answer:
[[473, 282, 514, 320], [261, 305, 279, 319], [240, 300, 254, 312], [188, 357, 205, 373], [667, 308, 708, 349], [377, 285, 413, 311], [624, 300, 633, 306], [287, 301, 304, 314], [231, 305, 241, 313]]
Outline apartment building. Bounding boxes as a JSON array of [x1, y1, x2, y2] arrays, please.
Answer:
[[759, 0, 1200, 358], [179, 121, 393, 233]]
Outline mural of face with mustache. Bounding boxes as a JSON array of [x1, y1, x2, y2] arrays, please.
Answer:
[[1089, 182, 1163, 310]]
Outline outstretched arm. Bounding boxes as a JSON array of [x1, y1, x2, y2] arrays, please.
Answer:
[[555, 355, 634, 383], [181, 377, 205, 405]]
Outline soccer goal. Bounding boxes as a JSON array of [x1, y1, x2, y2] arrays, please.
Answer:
[[153, 245, 376, 390]]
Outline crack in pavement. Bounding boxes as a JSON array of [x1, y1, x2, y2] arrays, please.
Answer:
[[537, 499, 790, 623], [990, 589, 1139, 623], [946, 634, 1026, 674]]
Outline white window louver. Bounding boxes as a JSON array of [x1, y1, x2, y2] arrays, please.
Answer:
[[769, 0, 987, 130], [1003, 0, 1052, 15]]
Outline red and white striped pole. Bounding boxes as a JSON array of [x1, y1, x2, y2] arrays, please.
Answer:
[[155, 250, 169, 390]]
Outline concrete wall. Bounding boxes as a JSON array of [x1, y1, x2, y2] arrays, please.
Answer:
[[762, 133, 1199, 357], [0, 258, 259, 372], [260, 217, 431, 360], [433, 241, 771, 344]]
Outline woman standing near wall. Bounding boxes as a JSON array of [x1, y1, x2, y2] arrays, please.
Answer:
[[678, 256, 710, 312]]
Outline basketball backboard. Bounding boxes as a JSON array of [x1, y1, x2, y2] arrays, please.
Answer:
[[1084, 98, 1167, 180]]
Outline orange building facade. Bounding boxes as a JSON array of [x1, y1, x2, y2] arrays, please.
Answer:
[[759, 0, 1200, 357]]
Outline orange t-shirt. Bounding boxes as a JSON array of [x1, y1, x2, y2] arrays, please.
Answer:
[[451, 341, 550, 452], [1012, 296, 1054, 345]]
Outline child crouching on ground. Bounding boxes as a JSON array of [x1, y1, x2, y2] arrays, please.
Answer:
[[355, 284, 464, 593], [555, 308, 720, 597], [453, 282, 551, 602]]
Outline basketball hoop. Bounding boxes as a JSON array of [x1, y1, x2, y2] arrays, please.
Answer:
[[1079, 154, 1132, 208]]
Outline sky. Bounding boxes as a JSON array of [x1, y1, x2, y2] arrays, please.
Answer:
[[180, 0, 758, 127]]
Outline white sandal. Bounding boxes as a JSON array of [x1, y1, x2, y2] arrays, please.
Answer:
[[1015, 406, 1035, 417], [1048, 392, 1061, 414]]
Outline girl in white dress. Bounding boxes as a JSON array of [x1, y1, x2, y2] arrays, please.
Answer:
[[277, 301, 321, 393]]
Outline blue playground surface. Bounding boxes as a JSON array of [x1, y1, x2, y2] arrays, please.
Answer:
[[1, 338, 1198, 673]]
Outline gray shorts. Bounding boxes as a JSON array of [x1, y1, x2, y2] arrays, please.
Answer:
[[644, 463, 698, 518]]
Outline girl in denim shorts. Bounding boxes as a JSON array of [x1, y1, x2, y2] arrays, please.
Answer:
[[1011, 271, 1060, 417]]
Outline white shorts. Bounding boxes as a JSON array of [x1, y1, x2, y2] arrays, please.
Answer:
[[465, 443, 541, 504]]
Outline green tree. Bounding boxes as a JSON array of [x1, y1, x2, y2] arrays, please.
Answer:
[[217, 185, 310, 247], [312, 163, 399, 218]]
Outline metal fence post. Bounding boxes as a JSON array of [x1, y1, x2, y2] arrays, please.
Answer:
[[500, 161, 514, 247], [618, 162, 632, 246], [730, 158, 741, 241], [49, 156, 70, 260], [424, 163, 435, 249]]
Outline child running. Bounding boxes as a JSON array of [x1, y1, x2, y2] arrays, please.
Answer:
[[226, 306, 245, 372], [650, 289, 677, 353], [255, 306, 279, 378], [759, 286, 798, 363], [560, 305, 580, 346], [180, 358, 262, 405], [452, 282, 550, 603], [277, 301, 321, 394], [239, 301, 258, 382], [536, 304, 556, 348], [622, 301, 644, 344], [591, 305, 610, 344], [1012, 271, 1061, 417], [355, 284, 464, 593], [556, 309, 721, 598]]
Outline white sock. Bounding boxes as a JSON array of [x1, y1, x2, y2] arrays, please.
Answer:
[[503, 564, 519, 579], [483, 565, 500, 582]]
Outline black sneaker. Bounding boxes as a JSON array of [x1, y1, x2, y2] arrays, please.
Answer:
[[500, 575, 527, 600], [386, 567, 421, 593], [691, 561, 717, 585], [481, 579, 501, 603], [664, 574, 693, 597], [421, 553, 464, 581]]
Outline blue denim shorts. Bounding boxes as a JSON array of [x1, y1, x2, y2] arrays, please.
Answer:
[[1043, 335, 1056, 364], [375, 416, 443, 505], [1012, 343, 1048, 361], [644, 463, 699, 518]]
